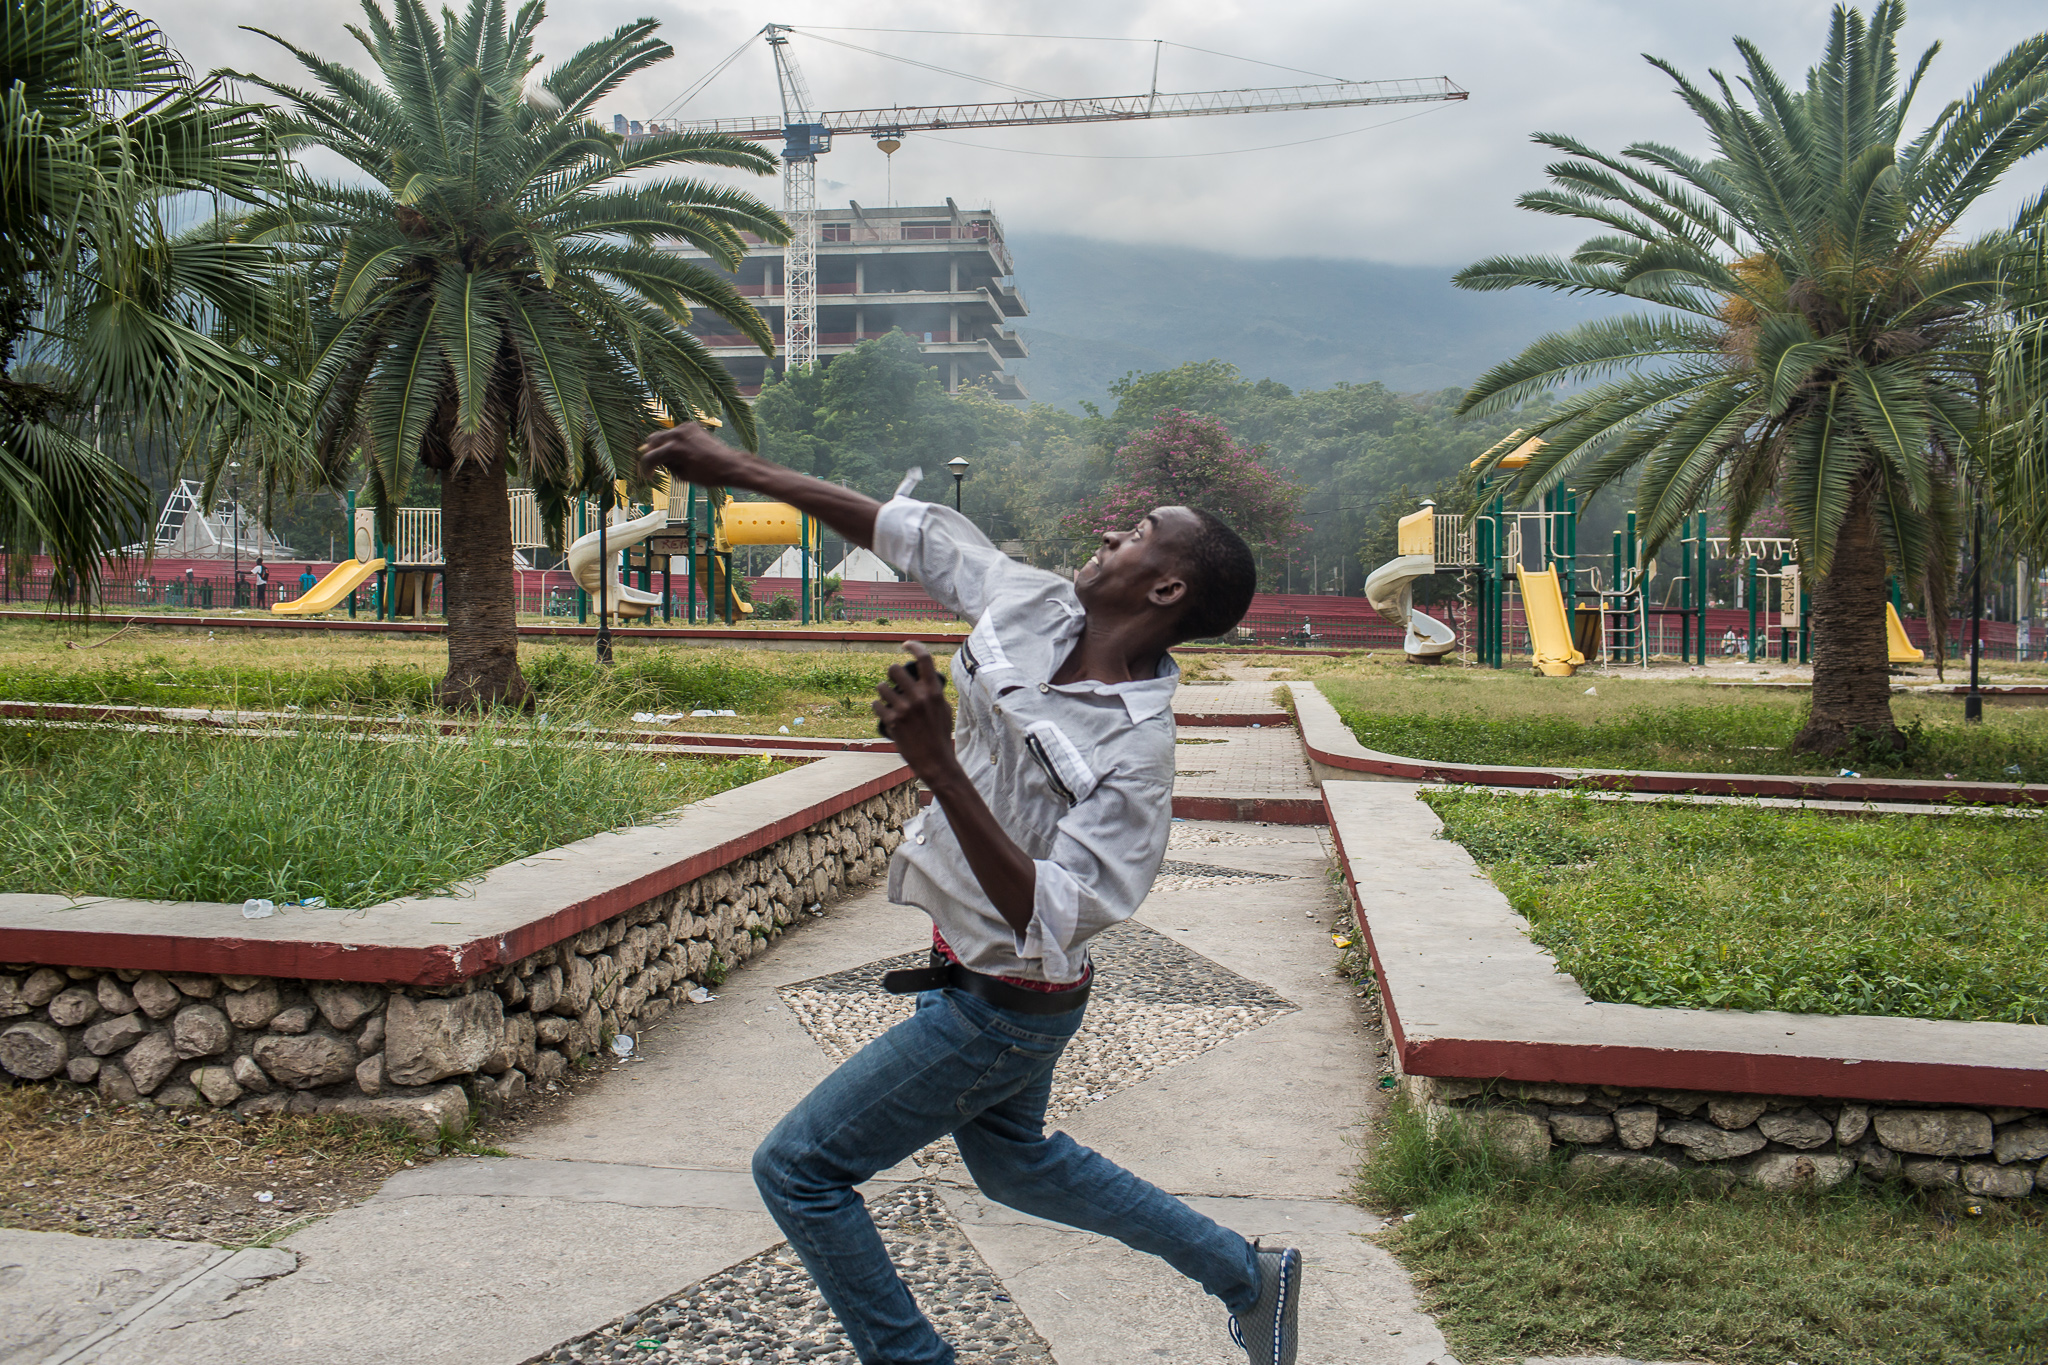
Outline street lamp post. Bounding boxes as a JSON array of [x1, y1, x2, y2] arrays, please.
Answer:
[[229, 461, 241, 609], [596, 484, 614, 666], [1966, 495, 1984, 723], [947, 456, 969, 513]]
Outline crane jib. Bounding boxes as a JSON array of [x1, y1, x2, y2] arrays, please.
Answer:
[[643, 78, 1469, 142]]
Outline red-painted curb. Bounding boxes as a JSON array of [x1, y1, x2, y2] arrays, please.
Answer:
[[0, 762, 913, 986], [1303, 731, 2047, 807], [1400, 1036, 2048, 1108], [1325, 784, 2046, 1107], [1172, 795, 1325, 825], [1174, 713, 1293, 728]]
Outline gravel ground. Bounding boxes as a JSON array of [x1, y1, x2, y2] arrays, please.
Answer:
[[529, 1183, 1054, 1365]]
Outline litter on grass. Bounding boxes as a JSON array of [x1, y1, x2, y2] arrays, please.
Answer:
[[241, 899, 275, 919]]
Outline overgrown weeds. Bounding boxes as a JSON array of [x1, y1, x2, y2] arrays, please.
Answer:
[[1360, 1097, 2048, 1365]]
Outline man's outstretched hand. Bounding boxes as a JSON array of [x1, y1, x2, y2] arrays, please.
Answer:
[[874, 642, 957, 780], [638, 422, 745, 488]]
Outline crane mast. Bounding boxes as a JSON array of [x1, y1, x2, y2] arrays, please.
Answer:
[[672, 29, 1468, 385], [767, 25, 826, 374]]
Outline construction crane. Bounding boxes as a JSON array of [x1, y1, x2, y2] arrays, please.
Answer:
[[646, 24, 1468, 376]]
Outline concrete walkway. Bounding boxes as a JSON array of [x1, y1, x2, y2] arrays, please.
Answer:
[[5, 670, 1511, 1364]]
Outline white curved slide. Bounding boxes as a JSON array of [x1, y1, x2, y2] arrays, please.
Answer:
[[567, 505, 668, 620], [1365, 553, 1457, 661]]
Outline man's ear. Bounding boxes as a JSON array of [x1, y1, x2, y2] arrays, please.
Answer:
[[1147, 574, 1188, 609]]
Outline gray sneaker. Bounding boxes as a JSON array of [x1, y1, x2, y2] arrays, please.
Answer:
[[1228, 1242, 1301, 1365]]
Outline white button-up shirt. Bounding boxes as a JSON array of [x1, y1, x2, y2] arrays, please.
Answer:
[[875, 496, 1177, 983]]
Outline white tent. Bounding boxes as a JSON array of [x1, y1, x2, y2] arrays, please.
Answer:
[[827, 547, 899, 582], [761, 547, 820, 578]]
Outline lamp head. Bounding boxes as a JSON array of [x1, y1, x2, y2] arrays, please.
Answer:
[[946, 456, 970, 477]]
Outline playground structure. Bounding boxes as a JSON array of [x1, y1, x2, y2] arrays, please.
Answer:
[[294, 480, 823, 625], [1363, 508, 1458, 662], [1441, 432, 1828, 675], [145, 481, 294, 561]]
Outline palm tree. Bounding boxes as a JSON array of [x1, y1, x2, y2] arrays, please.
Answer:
[[1453, 3, 2048, 754], [1990, 226, 2048, 557], [2, 0, 282, 599], [233, 0, 786, 708]]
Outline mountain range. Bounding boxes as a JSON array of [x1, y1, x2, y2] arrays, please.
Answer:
[[1003, 233, 1620, 409]]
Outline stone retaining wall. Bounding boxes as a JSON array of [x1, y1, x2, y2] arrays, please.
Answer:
[[1408, 1077, 2047, 1200], [0, 786, 916, 1135]]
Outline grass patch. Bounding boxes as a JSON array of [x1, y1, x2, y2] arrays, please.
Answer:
[[0, 722, 782, 905], [1424, 789, 2048, 1023], [1321, 667, 2048, 782], [0, 624, 936, 737], [1360, 1098, 2048, 1365]]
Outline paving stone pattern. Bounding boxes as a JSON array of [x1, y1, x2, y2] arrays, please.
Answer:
[[531, 1184, 1053, 1365], [1171, 726, 1317, 798], [778, 919, 1295, 1123]]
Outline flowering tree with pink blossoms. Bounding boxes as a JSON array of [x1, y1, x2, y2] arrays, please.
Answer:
[[1059, 410, 1308, 557]]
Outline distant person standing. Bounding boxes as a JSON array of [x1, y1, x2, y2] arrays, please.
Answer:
[[252, 559, 269, 607], [299, 565, 317, 601]]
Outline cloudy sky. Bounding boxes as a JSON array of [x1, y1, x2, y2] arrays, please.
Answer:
[[160, 0, 2048, 266]]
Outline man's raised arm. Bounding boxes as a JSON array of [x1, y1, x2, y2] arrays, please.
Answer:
[[639, 424, 880, 549]]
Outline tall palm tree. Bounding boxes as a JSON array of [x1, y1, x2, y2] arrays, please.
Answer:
[[234, 0, 786, 708], [2, 0, 282, 598], [1990, 225, 2048, 557], [1453, 3, 2048, 753]]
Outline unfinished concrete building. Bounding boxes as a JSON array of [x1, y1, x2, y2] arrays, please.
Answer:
[[664, 200, 1028, 398]]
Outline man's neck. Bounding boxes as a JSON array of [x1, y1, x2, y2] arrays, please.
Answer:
[[1050, 615, 1171, 687]]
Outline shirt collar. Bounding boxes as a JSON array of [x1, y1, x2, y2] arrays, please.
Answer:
[[1048, 653, 1181, 723]]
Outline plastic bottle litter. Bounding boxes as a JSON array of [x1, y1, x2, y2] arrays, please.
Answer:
[[609, 1034, 635, 1058], [1837, 768, 1861, 778], [241, 899, 276, 919], [686, 986, 715, 1004]]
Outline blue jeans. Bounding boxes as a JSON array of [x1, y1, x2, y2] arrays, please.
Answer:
[[754, 988, 1259, 1364]]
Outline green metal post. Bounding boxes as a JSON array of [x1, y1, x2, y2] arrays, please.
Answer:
[[575, 499, 588, 623], [1563, 487, 1578, 609], [1696, 513, 1710, 664], [1746, 555, 1759, 662], [1624, 510, 1637, 661], [345, 490, 359, 618], [800, 513, 811, 625]]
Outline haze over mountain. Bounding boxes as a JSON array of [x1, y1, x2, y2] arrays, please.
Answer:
[[1005, 233, 1620, 410]]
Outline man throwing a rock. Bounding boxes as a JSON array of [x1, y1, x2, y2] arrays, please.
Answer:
[[641, 423, 1300, 1365]]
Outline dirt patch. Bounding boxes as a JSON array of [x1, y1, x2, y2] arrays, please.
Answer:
[[0, 1056, 628, 1247]]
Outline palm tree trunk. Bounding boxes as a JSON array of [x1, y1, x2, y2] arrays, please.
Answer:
[[1792, 483, 1897, 754], [438, 445, 528, 710]]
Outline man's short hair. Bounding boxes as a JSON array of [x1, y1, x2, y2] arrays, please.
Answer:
[[1171, 509, 1258, 643]]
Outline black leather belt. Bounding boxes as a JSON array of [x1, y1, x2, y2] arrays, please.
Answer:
[[882, 951, 1091, 1015]]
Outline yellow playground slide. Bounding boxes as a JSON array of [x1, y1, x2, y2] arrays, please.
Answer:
[[1886, 602, 1925, 664], [271, 558, 385, 615], [1515, 565, 1587, 677]]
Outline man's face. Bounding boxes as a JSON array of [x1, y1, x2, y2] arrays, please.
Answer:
[[1074, 506, 1198, 617]]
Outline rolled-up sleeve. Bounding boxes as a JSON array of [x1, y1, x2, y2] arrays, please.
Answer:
[[1014, 774, 1172, 981], [873, 495, 1041, 625]]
